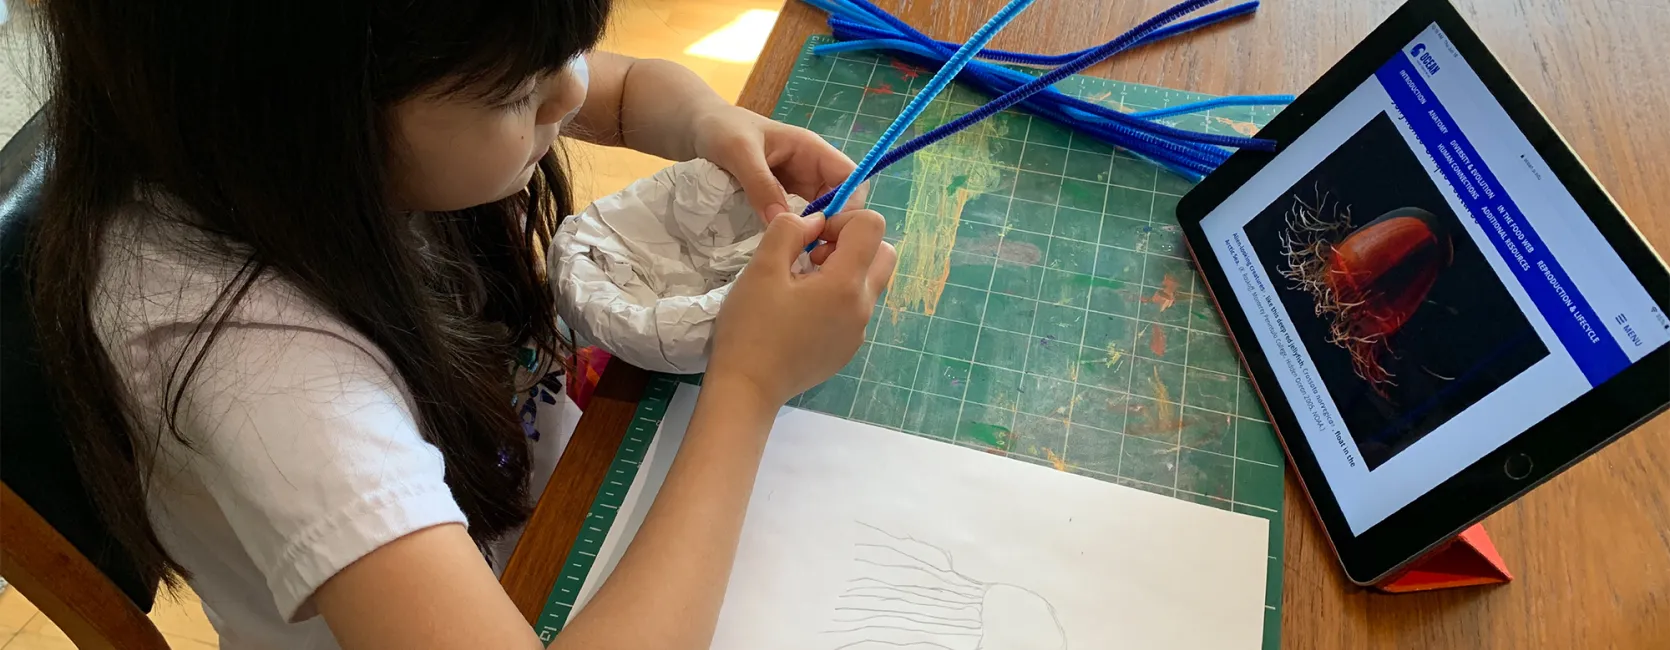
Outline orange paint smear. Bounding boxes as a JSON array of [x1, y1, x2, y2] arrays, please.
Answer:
[[1045, 448, 1069, 472], [1148, 325, 1168, 357], [889, 59, 922, 80], [1144, 273, 1179, 311], [1213, 116, 1261, 136]]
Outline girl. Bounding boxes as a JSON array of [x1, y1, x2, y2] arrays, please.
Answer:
[[27, 1, 895, 649]]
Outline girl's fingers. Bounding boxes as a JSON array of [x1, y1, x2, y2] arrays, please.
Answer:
[[866, 242, 899, 301], [750, 213, 824, 275], [815, 207, 880, 249], [806, 206, 869, 266], [734, 155, 791, 223], [809, 241, 836, 266], [773, 127, 858, 207], [818, 209, 886, 281]]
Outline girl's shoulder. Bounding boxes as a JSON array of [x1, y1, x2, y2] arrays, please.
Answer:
[[95, 192, 366, 352], [98, 194, 311, 331], [94, 193, 403, 429], [94, 196, 470, 626]]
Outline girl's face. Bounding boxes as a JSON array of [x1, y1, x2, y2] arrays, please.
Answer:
[[386, 60, 587, 212]]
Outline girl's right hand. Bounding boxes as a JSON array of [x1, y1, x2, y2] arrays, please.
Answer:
[[707, 210, 897, 407]]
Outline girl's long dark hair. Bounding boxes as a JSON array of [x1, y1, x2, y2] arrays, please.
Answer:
[[27, 0, 610, 593]]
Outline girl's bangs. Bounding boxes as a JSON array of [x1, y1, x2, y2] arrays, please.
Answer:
[[394, 0, 613, 103]]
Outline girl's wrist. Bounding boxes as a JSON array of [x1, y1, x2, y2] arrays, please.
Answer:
[[700, 370, 784, 423]]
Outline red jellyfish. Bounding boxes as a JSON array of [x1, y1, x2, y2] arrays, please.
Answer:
[[1278, 189, 1453, 394]]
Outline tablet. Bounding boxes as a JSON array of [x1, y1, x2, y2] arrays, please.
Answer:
[[1176, 0, 1670, 585]]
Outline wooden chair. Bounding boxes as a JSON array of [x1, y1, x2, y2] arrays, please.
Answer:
[[0, 110, 170, 649]]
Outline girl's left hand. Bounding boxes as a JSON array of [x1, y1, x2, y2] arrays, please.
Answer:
[[691, 105, 866, 221]]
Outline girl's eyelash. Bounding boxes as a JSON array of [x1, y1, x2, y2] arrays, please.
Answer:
[[498, 91, 538, 113]]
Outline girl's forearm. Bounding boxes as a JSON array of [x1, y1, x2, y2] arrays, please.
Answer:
[[549, 375, 778, 650], [567, 51, 727, 161]]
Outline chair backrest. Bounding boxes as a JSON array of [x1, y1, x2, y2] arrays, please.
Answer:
[[0, 109, 168, 648]]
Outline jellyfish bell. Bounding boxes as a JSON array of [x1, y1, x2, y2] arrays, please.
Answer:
[[1277, 195, 1456, 394], [1324, 207, 1454, 342], [978, 584, 1066, 650]]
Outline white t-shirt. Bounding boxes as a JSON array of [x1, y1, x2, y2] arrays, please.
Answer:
[[93, 59, 591, 650]]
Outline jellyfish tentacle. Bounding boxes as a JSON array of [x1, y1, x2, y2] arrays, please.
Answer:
[[1275, 186, 1452, 396]]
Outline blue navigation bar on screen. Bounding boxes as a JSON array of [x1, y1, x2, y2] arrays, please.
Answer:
[[1374, 51, 1628, 387]]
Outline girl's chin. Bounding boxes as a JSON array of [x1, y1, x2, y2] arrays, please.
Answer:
[[496, 163, 540, 200]]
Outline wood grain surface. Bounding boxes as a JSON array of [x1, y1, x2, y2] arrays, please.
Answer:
[[0, 484, 170, 650], [511, 1, 1670, 648], [502, 363, 650, 623], [741, 2, 1670, 648]]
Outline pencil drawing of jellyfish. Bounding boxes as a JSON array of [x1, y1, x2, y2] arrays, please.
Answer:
[[822, 522, 1068, 650]]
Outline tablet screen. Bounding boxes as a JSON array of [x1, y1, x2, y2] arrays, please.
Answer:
[[1199, 22, 1670, 536]]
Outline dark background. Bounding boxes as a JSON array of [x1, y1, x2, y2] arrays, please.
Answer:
[[1243, 112, 1549, 470]]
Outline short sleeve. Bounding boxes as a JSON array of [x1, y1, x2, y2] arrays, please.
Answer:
[[572, 53, 590, 94], [560, 54, 591, 128], [167, 322, 467, 621]]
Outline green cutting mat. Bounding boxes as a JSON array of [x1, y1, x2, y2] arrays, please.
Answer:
[[539, 36, 1288, 648], [781, 36, 1287, 647]]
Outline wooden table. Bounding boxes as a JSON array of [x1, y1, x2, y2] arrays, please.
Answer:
[[505, 1, 1670, 647]]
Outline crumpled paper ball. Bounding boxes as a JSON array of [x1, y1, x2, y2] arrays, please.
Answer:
[[550, 158, 810, 374]]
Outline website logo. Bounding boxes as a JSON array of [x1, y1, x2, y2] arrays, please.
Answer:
[[1411, 43, 1441, 75]]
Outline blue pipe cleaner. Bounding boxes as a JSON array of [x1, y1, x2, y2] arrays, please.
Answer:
[[822, 3, 1275, 153], [824, 37, 1274, 150], [803, 0, 1237, 214], [802, 0, 891, 31], [813, 40, 1231, 177], [1128, 95, 1296, 119], [822, 0, 1288, 170], [816, 0, 1039, 221], [818, 35, 1253, 175], [829, 0, 1260, 66]]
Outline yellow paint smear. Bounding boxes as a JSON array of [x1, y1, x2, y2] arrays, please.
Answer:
[[1104, 343, 1124, 368], [1213, 116, 1260, 136], [1151, 365, 1178, 430], [884, 113, 1006, 317], [1045, 447, 1069, 472]]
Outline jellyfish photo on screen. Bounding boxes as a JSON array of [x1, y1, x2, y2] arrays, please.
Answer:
[[1242, 112, 1548, 470], [1276, 189, 1455, 395]]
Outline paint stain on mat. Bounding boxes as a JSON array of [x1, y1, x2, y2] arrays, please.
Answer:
[[1103, 343, 1124, 368], [890, 58, 923, 80], [1145, 273, 1179, 311], [1214, 116, 1260, 136], [1150, 365, 1178, 432], [1124, 366, 1183, 437], [1045, 447, 1069, 472], [863, 82, 894, 95], [1087, 91, 1130, 111], [1148, 325, 1168, 357], [885, 114, 1007, 318], [963, 422, 1011, 450]]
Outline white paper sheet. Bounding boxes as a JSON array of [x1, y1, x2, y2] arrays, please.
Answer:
[[574, 383, 1269, 649]]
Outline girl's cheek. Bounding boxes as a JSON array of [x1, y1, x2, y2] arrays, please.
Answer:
[[539, 70, 586, 126]]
